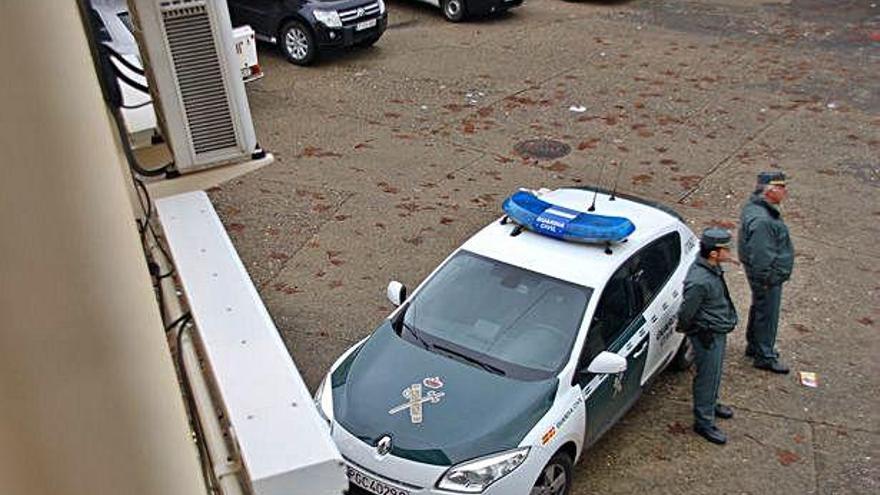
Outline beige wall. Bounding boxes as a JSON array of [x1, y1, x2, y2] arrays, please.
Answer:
[[0, 2, 206, 494]]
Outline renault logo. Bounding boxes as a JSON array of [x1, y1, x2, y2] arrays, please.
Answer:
[[357, 7, 366, 17], [376, 435, 392, 456]]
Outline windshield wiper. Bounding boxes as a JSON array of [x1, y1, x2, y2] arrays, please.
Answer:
[[433, 344, 506, 376], [401, 321, 431, 351]]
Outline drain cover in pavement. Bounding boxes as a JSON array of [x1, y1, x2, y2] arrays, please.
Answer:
[[514, 139, 571, 160]]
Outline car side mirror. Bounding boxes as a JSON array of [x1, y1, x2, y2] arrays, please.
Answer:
[[386, 281, 407, 307], [587, 351, 627, 375]]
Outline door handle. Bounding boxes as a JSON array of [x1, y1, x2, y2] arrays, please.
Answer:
[[649, 314, 659, 323], [632, 343, 648, 358]]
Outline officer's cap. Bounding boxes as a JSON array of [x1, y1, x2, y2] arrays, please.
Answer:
[[757, 171, 787, 186], [701, 228, 732, 250]]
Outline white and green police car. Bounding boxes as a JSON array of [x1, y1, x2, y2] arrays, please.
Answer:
[[315, 187, 698, 495]]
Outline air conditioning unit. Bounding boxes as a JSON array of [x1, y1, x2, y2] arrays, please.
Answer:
[[129, 0, 257, 174]]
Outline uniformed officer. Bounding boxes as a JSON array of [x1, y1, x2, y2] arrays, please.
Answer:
[[677, 228, 738, 445], [738, 171, 794, 374]]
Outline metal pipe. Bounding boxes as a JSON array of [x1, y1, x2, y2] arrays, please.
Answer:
[[180, 326, 246, 492], [145, 223, 247, 495]]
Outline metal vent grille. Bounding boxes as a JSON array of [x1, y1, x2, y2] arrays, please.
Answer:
[[161, 1, 237, 155], [339, 2, 381, 26]]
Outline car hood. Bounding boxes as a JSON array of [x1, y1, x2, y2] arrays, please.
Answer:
[[307, 0, 377, 7], [331, 322, 557, 466]]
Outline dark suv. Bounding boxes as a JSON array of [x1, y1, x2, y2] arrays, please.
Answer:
[[227, 0, 388, 65]]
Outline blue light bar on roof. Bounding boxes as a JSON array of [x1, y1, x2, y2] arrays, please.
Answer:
[[502, 190, 635, 243]]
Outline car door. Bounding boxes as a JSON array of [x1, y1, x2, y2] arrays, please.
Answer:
[[226, 0, 277, 36], [630, 231, 684, 382], [575, 257, 649, 445]]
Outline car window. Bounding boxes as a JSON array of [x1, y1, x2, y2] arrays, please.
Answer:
[[593, 260, 636, 345], [575, 231, 682, 384], [576, 259, 636, 380], [629, 232, 682, 312], [399, 251, 593, 381]]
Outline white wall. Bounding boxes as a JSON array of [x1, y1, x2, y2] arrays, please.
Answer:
[[0, 1, 207, 494]]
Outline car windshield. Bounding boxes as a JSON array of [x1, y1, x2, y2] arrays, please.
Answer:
[[398, 251, 592, 380]]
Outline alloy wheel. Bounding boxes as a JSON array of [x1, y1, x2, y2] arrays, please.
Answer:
[[445, 0, 461, 18], [284, 27, 309, 61], [530, 461, 567, 495]]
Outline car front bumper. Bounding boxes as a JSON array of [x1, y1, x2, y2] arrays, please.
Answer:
[[314, 13, 387, 48], [332, 422, 544, 495]]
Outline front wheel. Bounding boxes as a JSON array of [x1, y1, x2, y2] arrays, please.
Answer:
[[441, 0, 468, 22], [670, 335, 695, 371], [531, 452, 572, 495], [279, 20, 317, 66]]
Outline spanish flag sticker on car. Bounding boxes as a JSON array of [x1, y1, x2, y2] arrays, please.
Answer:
[[542, 426, 557, 445]]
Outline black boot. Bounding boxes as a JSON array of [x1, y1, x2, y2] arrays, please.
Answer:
[[715, 404, 734, 419], [754, 360, 790, 374], [694, 424, 728, 445]]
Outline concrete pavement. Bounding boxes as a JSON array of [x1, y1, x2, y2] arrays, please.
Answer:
[[205, 1, 879, 492]]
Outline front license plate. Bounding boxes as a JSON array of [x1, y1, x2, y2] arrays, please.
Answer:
[[347, 465, 410, 495], [356, 19, 377, 31]]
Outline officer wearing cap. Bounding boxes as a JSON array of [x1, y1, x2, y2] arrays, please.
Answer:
[[738, 171, 794, 374], [677, 228, 738, 445]]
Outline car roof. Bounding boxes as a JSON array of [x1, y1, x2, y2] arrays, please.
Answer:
[[461, 188, 683, 289]]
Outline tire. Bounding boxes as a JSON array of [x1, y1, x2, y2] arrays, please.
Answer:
[[531, 452, 572, 495], [441, 0, 467, 22], [670, 335, 696, 371], [279, 20, 317, 66], [356, 34, 382, 48]]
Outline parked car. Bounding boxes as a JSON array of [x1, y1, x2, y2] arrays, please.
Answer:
[[423, 0, 524, 23], [315, 187, 697, 495], [227, 0, 388, 65]]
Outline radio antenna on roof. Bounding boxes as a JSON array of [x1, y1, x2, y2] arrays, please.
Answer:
[[610, 160, 624, 201], [588, 161, 607, 212]]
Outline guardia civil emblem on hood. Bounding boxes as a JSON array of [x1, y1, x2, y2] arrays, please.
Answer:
[[388, 377, 446, 424]]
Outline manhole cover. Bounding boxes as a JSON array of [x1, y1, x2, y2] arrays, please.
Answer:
[[843, 162, 879, 188], [514, 139, 571, 160]]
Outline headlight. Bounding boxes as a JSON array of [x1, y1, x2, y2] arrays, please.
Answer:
[[437, 448, 529, 493], [314, 374, 334, 425], [313, 9, 342, 28], [378, 0, 386, 14]]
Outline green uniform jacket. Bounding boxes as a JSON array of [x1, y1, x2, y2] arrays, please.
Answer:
[[677, 258, 738, 334], [738, 194, 794, 287]]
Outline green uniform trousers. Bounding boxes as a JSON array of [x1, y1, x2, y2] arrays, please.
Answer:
[[746, 283, 782, 364], [690, 332, 727, 429]]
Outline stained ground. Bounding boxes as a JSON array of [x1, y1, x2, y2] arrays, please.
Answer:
[[205, 1, 879, 493]]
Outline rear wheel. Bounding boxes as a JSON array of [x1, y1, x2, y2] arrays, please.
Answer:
[[670, 335, 695, 371], [441, 0, 467, 22], [531, 452, 572, 495], [279, 20, 317, 65]]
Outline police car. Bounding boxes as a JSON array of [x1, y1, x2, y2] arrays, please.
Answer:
[[315, 187, 698, 495]]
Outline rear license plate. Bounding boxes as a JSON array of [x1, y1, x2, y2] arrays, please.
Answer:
[[347, 465, 410, 495], [356, 19, 377, 31]]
